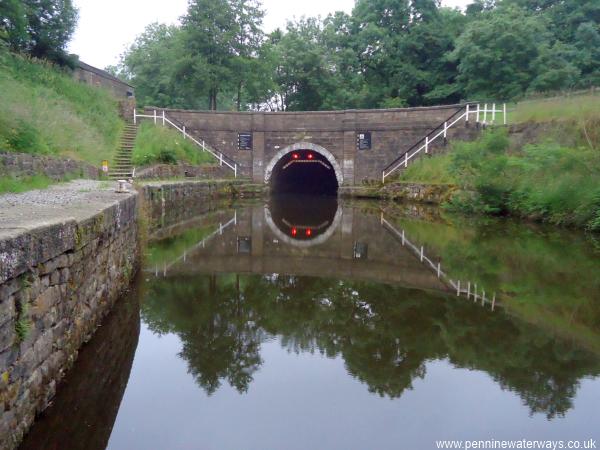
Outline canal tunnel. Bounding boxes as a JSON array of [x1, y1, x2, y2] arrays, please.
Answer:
[[268, 149, 339, 195]]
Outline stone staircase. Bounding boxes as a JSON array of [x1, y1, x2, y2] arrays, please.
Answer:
[[110, 122, 137, 179]]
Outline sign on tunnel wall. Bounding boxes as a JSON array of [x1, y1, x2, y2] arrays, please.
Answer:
[[357, 132, 372, 150], [238, 133, 253, 150]]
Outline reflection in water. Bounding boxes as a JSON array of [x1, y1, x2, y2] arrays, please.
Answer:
[[18, 198, 600, 450], [18, 284, 140, 450]]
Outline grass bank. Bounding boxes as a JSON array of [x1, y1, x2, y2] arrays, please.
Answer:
[[132, 122, 216, 167], [394, 92, 600, 231], [0, 49, 122, 165], [0, 172, 82, 194]]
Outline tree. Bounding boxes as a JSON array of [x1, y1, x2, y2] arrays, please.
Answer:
[[181, 0, 237, 110], [451, 6, 549, 100], [0, 0, 78, 63], [230, 0, 264, 110]]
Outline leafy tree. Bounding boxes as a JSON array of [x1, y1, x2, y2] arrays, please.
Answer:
[[451, 6, 549, 100], [0, 0, 78, 64]]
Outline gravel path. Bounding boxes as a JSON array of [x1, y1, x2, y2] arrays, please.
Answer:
[[0, 180, 135, 234]]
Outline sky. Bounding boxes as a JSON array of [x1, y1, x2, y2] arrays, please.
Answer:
[[68, 0, 470, 69]]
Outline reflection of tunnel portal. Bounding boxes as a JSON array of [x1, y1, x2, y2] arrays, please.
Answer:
[[265, 195, 342, 247], [270, 150, 339, 195]]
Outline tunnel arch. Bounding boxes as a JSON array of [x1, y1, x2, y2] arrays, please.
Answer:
[[264, 142, 344, 190]]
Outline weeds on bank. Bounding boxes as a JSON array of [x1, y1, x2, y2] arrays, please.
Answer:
[[0, 49, 122, 165], [132, 122, 216, 167]]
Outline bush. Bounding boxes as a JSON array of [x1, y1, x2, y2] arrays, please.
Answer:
[[132, 122, 216, 167], [445, 128, 600, 230], [0, 50, 122, 164]]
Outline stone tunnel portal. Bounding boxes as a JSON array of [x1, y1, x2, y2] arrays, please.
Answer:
[[265, 143, 342, 196]]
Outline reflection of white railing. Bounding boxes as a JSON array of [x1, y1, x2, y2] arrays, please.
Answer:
[[382, 103, 506, 183], [134, 109, 238, 178], [151, 211, 237, 277], [380, 215, 498, 312]]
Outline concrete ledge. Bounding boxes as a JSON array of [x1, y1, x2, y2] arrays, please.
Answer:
[[0, 181, 139, 450]]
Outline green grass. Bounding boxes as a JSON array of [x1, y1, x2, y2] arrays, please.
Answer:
[[396, 153, 457, 184], [0, 173, 68, 194], [0, 49, 122, 165], [509, 91, 600, 123], [132, 122, 217, 167]]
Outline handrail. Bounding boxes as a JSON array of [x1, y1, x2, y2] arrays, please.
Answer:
[[381, 102, 506, 183], [380, 214, 499, 312], [133, 108, 239, 177]]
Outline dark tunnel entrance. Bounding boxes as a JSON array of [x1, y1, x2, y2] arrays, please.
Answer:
[[270, 150, 339, 196]]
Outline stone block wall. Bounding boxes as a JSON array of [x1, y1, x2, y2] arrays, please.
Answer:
[[143, 105, 479, 184], [0, 152, 100, 181], [0, 194, 139, 450], [135, 163, 232, 180]]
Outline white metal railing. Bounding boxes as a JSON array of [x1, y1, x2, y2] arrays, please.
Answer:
[[149, 211, 238, 277], [134, 108, 238, 178], [382, 103, 506, 183], [380, 214, 499, 312]]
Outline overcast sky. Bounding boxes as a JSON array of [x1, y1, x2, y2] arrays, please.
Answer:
[[68, 0, 470, 69]]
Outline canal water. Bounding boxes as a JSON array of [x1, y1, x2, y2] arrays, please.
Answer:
[[20, 196, 600, 450]]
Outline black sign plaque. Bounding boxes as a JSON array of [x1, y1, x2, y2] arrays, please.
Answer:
[[238, 133, 253, 150], [357, 132, 372, 150]]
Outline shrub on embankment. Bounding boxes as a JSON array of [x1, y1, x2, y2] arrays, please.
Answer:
[[0, 49, 122, 165], [395, 92, 600, 231], [132, 122, 217, 167]]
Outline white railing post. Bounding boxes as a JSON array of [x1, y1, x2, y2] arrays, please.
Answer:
[[162, 110, 165, 126], [133, 108, 137, 125], [219, 153, 223, 166], [153, 109, 157, 124], [183, 126, 186, 139], [476, 104, 480, 123], [404, 152, 408, 168], [483, 103, 488, 124], [492, 103, 496, 123], [444, 122, 447, 139], [465, 104, 470, 123], [503, 103, 507, 125], [425, 136, 429, 154], [202, 140, 205, 150]]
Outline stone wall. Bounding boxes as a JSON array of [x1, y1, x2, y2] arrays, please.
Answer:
[[0, 152, 99, 181], [339, 182, 457, 205], [144, 105, 480, 184], [135, 163, 232, 180], [139, 179, 265, 233], [73, 62, 134, 99], [0, 193, 139, 450]]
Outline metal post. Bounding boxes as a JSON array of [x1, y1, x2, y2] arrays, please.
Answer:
[[467, 282, 471, 299], [457, 280, 461, 296], [473, 284, 477, 302], [234, 164, 237, 178], [153, 109, 157, 124], [425, 136, 429, 154], [476, 104, 480, 123], [219, 223, 223, 235], [162, 110, 165, 126], [404, 152, 408, 168], [503, 103, 507, 125], [133, 108, 137, 125], [420, 246, 424, 262], [437, 262, 441, 278], [183, 126, 186, 139], [492, 103, 496, 123], [483, 104, 488, 124], [444, 122, 447, 139], [401, 230, 405, 246], [219, 153, 223, 166], [234, 210, 237, 225], [465, 104, 470, 123]]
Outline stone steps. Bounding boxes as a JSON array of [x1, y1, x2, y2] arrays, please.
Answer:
[[110, 122, 138, 179]]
